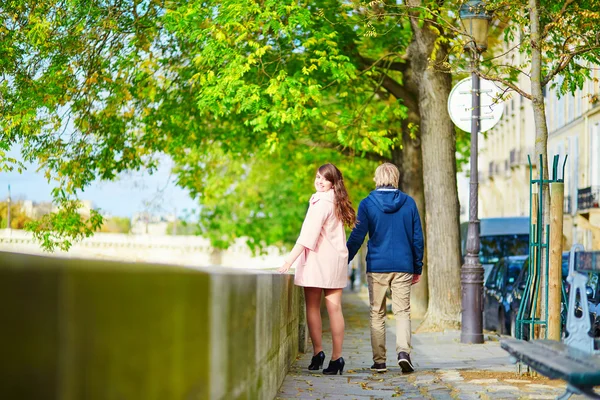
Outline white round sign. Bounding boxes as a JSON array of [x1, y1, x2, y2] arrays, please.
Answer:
[[447, 77, 504, 133]]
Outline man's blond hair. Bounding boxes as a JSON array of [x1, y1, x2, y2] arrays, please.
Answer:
[[374, 163, 399, 188]]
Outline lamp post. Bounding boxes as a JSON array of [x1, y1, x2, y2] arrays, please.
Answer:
[[459, 0, 491, 344]]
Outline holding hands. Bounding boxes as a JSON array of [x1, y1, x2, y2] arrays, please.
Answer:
[[412, 274, 421, 285], [278, 261, 292, 274]]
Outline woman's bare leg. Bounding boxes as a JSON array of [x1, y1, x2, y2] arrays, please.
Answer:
[[304, 287, 323, 355], [324, 288, 344, 360]]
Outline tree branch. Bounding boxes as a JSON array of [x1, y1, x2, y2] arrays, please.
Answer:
[[359, 54, 409, 74], [378, 72, 419, 112], [474, 69, 533, 100], [542, 44, 600, 86], [542, 0, 576, 38]]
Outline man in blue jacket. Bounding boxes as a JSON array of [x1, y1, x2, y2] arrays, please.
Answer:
[[347, 163, 424, 373]]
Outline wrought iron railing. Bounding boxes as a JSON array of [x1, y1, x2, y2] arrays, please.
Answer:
[[577, 186, 600, 210]]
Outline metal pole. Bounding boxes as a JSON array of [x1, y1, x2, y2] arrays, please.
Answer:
[[461, 50, 484, 344]]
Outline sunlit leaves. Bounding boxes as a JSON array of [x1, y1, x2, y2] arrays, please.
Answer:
[[1, 0, 423, 251]]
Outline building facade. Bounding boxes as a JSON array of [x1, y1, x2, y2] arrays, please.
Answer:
[[473, 62, 600, 251]]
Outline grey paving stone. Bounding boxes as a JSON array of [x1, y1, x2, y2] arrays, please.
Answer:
[[525, 384, 559, 390], [454, 384, 485, 393], [455, 394, 481, 400], [424, 384, 452, 391], [468, 379, 498, 384], [429, 394, 454, 400], [276, 290, 572, 400], [486, 385, 520, 392], [414, 375, 437, 384], [484, 392, 520, 399]]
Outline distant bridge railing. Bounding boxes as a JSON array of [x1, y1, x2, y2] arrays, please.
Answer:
[[0, 252, 306, 400], [0, 230, 285, 269]]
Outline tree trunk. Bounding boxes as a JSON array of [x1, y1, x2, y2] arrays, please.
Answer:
[[408, 14, 462, 330], [529, 0, 550, 336]]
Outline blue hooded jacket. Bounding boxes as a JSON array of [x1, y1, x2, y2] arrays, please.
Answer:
[[347, 188, 424, 274]]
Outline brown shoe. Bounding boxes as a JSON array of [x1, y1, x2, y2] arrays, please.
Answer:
[[398, 352, 415, 373]]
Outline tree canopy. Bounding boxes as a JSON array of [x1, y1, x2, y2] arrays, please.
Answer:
[[0, 0, 432, 251]]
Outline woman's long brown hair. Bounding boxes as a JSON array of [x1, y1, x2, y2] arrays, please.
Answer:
[[318, 163, 356, 228]]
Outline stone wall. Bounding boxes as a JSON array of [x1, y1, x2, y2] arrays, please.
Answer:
[[0, 252, 304, 400]]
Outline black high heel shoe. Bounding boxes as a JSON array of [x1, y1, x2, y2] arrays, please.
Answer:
[[308, 351, 325, 370], [323, 357, 345, 375]]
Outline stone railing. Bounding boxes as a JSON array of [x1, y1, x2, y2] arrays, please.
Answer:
[[0, 230, 285, 269], [0, 252, 306, 400]]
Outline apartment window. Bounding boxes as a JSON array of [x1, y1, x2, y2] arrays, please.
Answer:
[[576, 89, 582, 118], [588, 65, 596, 100], [592, 123, 600, 187], [557, 143, 565, 177], [557, 95, 565, 128], [570, 136, 579, 214], [552, 92, 558, 131], [591, 65, 600, 104]]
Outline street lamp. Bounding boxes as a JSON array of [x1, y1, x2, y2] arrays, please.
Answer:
[[459, 0, 492, 53], [459, 0, 491, 344]]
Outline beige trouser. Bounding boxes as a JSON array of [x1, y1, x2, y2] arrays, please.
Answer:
[[367, 272, 413, 363]]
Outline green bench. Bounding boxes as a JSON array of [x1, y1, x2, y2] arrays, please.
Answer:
[[501, 245, 600, 399]]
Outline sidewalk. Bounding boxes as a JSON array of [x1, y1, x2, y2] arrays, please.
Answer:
[[277, 289, 583, 399]]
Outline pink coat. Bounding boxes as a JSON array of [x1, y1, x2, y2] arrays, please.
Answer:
[[294, 190, 349, 289]]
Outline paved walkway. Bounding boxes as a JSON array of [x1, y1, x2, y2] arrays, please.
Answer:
[[277, 289, 583, 400]]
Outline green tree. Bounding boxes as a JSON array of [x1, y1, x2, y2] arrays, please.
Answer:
[[0, 201, 32, 229], [99, 216, 132, 234]]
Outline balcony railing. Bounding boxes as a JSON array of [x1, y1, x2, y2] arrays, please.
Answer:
[[577, 186, 600, 210]]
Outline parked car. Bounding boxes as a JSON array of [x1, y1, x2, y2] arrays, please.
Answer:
[[508, 252, 575, 339], [483, 255, 528, 334], [460, 217, 530, 283]]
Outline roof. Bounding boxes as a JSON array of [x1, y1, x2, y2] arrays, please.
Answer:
[[479, 217, 530, 237]]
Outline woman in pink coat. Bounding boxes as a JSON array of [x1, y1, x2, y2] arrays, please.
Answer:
[[279, 163, 356, 375]]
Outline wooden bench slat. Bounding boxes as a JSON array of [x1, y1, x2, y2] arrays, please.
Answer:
[[501, 338, 600, 387]]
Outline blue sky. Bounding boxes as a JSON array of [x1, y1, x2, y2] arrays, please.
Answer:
[[0, 150, 199, 219]]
